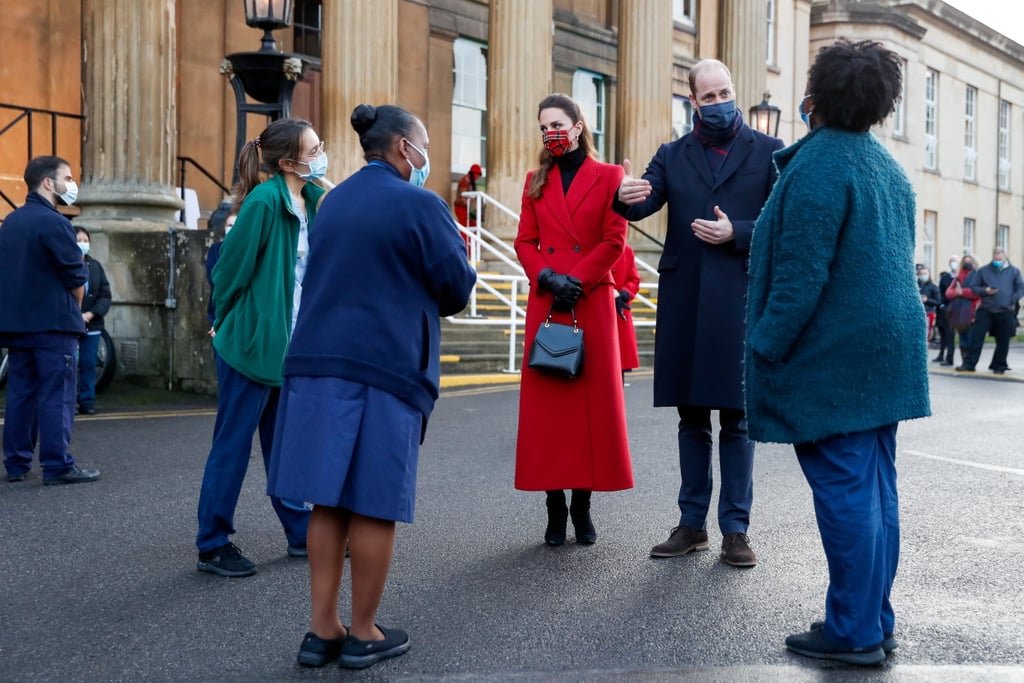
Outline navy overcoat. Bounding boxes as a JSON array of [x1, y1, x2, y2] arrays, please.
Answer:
[[615, 125, 782, 409]]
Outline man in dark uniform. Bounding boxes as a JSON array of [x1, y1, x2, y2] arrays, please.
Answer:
[[614, 59, 782, 567], [0, 156, 101, 484]]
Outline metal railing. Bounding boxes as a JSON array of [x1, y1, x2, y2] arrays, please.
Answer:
[[0, 103, 85, 212], [448, 191, 658, 373]]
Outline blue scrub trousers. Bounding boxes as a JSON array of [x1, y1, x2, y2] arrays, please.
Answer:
[[795, 423, 899, 649], [77, 331, 100, 409], [677, 406, 754, 534], [2, 334, 78, 478], [195, 355, 310, 554]]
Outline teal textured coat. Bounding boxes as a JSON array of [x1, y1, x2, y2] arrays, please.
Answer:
[[744, 127, 931, 444]]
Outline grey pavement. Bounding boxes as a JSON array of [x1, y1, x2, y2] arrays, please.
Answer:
[[1, 343, 1023, 682]]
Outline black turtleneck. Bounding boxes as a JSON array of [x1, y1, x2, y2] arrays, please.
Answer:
[[554, 146, 587, 194]]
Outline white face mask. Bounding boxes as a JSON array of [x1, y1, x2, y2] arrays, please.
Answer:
[[77, 241, 90, 256], [57, 179, 79, 206], [949, 260, 959, 273]]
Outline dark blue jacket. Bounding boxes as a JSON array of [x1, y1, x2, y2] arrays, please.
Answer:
[[0, 192, 87, 339], [614, 124, 783, 409], [82, 257, 112, 332], [283, 162, 476, 429]]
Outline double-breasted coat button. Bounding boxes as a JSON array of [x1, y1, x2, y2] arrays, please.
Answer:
[[547, 247, 555, 254], [573, 245, 581, 252]]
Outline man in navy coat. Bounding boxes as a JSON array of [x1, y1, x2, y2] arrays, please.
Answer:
[[0, 156, 101, 485], [614, 60, 782, 567]]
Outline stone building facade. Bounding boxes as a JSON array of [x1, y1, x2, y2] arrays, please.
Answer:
[[0, 0, 1018, 389]]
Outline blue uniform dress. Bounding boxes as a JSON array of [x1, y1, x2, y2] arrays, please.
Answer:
[[267, 161, 476, 522]]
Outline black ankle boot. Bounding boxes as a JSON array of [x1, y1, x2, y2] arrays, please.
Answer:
[[544, 490, 567, 546], [569, 489, 596, 544]]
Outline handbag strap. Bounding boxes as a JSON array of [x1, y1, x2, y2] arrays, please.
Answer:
[[544, 305, 579, 332]]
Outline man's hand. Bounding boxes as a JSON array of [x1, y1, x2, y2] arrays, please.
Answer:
[[617, 159, 652, 206], [985, 287, 998, 296], [691, 205, 734, 244]]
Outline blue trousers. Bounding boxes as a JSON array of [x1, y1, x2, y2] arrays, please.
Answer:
[[77, 331, 100, 409], [795, 424, 899, 649], [676, 406, 754, 534], [195, 356, 310, 553], [2, 334, 77, 478]]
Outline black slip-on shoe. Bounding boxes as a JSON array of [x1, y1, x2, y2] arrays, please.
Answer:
[[339, 625, 410, 669], [810, 620, 897, 654], [197, 542, 256, 577], [287, 544, 308, 558], [43, 465, 100, 485], [6, 471, 28, 482], [297, 631, 346, 667], [786, 628, 885, 666]]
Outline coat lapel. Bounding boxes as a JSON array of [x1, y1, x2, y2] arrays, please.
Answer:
[[544, 163, 581, 242], [683, 137, 715, 189], [712, 127, 754, 190]]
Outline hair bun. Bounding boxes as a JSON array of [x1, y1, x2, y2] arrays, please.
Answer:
[[351, 104, 378, 135]]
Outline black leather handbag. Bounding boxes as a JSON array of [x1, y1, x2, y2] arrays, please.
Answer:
[[528, 307, 584, 379]]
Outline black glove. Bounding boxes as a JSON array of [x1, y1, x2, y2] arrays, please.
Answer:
[[615, 289, 631, 320], [538, 268, 583, 309]]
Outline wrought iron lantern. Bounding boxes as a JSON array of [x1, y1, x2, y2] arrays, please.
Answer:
[[749, 91, 782, 138], [243, 0, 295, 52]]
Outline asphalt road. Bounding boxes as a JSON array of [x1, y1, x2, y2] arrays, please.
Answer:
[[1, 361, 1023, 682]]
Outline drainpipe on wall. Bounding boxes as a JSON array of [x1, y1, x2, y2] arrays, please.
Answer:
[[995, 79, 1003, 247], [166, 227, 178, 391]]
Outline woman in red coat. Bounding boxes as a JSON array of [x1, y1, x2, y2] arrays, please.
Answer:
[[611, 244, 641, 379], [513, 93, 634, 546]]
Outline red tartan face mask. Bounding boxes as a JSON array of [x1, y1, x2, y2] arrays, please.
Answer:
[[542, 129, 572, 156]]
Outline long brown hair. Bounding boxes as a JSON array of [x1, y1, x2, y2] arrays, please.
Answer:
[[231, 118, 313, 210], [527, 94, 598, 200]]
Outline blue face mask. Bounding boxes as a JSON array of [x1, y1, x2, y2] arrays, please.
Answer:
[[799, 95, 814, 131], [405, 139, 431, 188], [992, 260, 1004, 269], [696, 101, 737, 131], [296, 151, 328, 180]]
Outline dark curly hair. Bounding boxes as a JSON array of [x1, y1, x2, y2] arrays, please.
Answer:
[[807, 39, 902, 133]]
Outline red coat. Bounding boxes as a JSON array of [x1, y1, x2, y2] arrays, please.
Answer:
[[611, 245, 640, 371], [513, 156, 634, 492]]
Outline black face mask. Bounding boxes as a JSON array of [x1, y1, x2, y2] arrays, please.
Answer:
[[962, 262, 975, 272]]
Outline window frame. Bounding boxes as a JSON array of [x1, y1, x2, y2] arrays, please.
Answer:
[[997, 224, 1009, 250], [451, 37, 488, 176], [673, 0, 695, 24], [924, 69, 938, 171], [572, 69, 607, 159], [964, 85, 977, 181], [892, 58, 907, 137], [963, 217, 975, 256], [672, 95, 693, 140], [998, 100, 1011, 191]]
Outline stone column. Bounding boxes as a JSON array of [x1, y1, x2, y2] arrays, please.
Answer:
[[486, 0, 553, 238], [617, 0, 673, 243], [77, 0, 182, 230], [718, 0, 768, 114], [321, 0, 398, 182]]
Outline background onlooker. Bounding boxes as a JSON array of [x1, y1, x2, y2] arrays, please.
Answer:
[[945, 254, 981, 368], [75, 227, 112, 416], [917, 266, 941, 345], [956, 247, 1024, 374]]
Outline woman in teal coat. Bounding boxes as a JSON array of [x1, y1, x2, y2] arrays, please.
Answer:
[[745, 40, 930, 666]]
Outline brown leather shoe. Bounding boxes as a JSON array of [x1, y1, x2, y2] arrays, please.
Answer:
[[721, 532, 757, 567], [650, 525, 709, 557]]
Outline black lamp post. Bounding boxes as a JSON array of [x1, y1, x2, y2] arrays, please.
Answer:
[[219, 0, 308, 182], [749, 91, 782, 138]]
